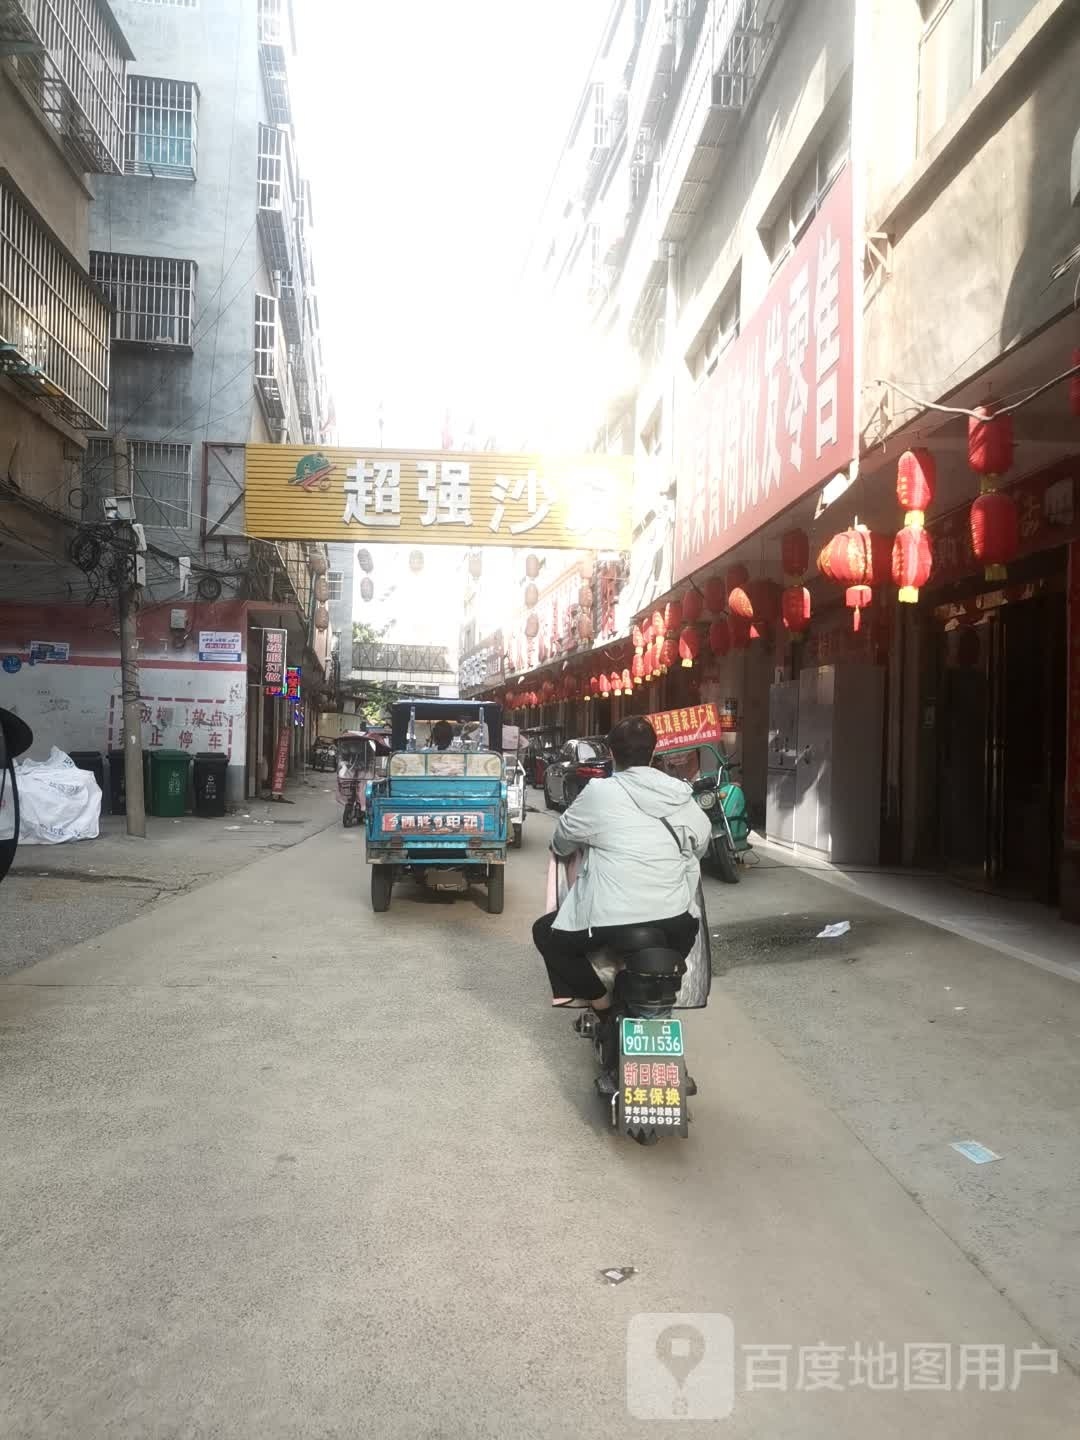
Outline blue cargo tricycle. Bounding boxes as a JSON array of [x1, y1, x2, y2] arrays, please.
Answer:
[[365, 699, 509, 913]]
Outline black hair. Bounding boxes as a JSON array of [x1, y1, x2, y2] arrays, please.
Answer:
[[607, 715, 657, 770], [431, 720, 454, 750]]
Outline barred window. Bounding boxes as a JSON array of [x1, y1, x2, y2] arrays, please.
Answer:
[[326, 571, 343, 602], [90, 253, 196, 347], [132, 442, 193, 530], [82, 440, 192, 529], [125, 77, 198, 178]]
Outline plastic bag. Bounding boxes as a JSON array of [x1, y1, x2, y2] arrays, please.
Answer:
[[14, 746, 101, 844]]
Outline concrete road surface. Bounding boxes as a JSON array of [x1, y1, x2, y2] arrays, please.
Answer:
[[1, 811, 1078, 1438]]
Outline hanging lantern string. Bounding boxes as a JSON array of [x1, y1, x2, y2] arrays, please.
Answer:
[[878, 362, 1080, 424]]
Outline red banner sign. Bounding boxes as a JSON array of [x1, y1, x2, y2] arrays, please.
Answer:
[[647, 704, 723, 753], [1066, 541, 1080, 846], [271, 724, 290, 795], [675, 166, 855, 583]]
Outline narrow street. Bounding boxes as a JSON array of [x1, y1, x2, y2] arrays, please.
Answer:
[[1, 809, 1078, 1438]]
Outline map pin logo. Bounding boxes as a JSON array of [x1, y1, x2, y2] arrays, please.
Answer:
[[656, 1322, 706, 1401]]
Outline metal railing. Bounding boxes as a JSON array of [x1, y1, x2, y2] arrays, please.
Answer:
[[90, 252, 196, 347], [353, 642, 454, 677], [124, 75, 198, 178], [0, 0, 131, 174], [0, 174, 110, 429]]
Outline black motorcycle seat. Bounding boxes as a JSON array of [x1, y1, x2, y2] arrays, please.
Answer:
[[596, 924, 668, 952]]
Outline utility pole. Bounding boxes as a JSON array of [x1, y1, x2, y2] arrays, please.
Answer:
[[113, 436, 146, 839]]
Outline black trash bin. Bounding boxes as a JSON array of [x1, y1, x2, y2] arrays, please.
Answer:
[[107, 748, 151, 816], [68, 750, 105, 795], [193, 751, 228, 818]]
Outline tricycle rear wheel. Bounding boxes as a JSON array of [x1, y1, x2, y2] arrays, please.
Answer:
[[371, 866, 393, 912], [487, 865, 505, 914]]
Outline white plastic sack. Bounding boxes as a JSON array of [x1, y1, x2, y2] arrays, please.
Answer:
[[14, 746, 101, 845]]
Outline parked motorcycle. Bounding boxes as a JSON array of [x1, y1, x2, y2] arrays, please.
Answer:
[[549, 853, 711, 1146]]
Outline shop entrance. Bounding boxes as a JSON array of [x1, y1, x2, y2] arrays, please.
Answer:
[[937, 557, 1067, 903]]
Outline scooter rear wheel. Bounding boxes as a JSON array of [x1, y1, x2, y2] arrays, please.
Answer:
[[712, 835, 740, 884]]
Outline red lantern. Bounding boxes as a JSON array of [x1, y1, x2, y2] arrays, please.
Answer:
[[524, 583, 538, 609], [892, 527, 933, 604], [781, 528, 810, 579], [731, 617, 751, 650], [846, 584, 872, 632], [708, 619, 730, 657], [678, 627, 700, 668], [651, 608, 666, 639], [598, 674, 610, 697], [894, 450, 936, 604], [704, 576, 726, 613], [652, 636, 664, 677], [632, 653, 646, 686], [525, 614, 539, 639], [663, 599, 683, 633], [1070, 348, 1080, 418], [817, 525, 891, 587], [660, 638, 678, 673], [727, 585, 754, 620], [968, 407, 1014, 476], [781, 585, 812, 634], [682, 589, 704, 624], [632, 622, 645, 654], [896, 448, 936, 516], [610, 670, 622, 697], [564, 675, 579, 702], [579, 585, 593, 611], [525, 554, 540, 579], [621, 667, 633, 694], [970, 487, 1019, 580]]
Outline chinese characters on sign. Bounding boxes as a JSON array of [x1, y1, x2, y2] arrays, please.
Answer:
[[243, 447, 632, 550], [647, 704, 724, 754], [929, 468, 1077, 588], [262, 628, 287, 697], [618, 1020, 687, 1135], [675, 167, 855, 583], [197, 631, 243, 663], [380, 812, 485, 835]]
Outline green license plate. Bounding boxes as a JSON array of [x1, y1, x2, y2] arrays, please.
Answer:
[[620, 1017, 684, 1057]]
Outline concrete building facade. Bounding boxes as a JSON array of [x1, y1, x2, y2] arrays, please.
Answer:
[[1, 0, 336, 807], [494, 0, 1080, 918]]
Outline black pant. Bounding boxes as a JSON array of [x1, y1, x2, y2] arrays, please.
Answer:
[[533, 911, 698, 1001]]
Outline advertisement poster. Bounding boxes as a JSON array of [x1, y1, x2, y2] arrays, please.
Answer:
[[198, 631, 243, 663]]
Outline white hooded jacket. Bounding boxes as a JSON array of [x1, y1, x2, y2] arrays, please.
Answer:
[[550, 767, 712, 932]]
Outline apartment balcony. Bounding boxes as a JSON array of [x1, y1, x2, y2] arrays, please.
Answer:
[[257, 0, 292, 125], [626, 0, 676, 141], [0, 0, 132, 174], [257, 124, 303, 343], [0, 172, 110, 429], [254, 291, 290, 428], [656, 0, 780, 243]]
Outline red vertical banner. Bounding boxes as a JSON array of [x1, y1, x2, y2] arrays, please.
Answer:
[[1066, 541, 1080, 846], [271, 723, 290, 797]]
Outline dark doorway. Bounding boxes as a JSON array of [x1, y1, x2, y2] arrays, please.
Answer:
[[936, 561, 1067, 903]]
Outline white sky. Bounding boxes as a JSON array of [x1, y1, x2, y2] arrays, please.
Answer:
[[293, 0, 611, 452], [292, 1, 611, 647]]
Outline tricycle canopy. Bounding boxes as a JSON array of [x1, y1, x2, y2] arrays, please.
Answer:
[[390, 699, 502, 754]]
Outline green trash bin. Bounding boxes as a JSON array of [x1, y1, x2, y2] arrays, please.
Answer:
[[148, 749, 191, 817]]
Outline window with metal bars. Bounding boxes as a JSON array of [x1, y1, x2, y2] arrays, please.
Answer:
[[125, 77, 198, 178], [326, 571, 343, 602], [82, 439, 193, 529], [0, 176, 110, 431], [89, 253, 196, 347], [254, 293, 280, 378]]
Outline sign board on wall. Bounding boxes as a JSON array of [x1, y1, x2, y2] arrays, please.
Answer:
[[29, 641, 70, 663], [243, 447, 632, 550], [262, 628, 287, 696], [675, 166, 856, 582], [647, 704, 724, 753], [198, 631, 243, 663]]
